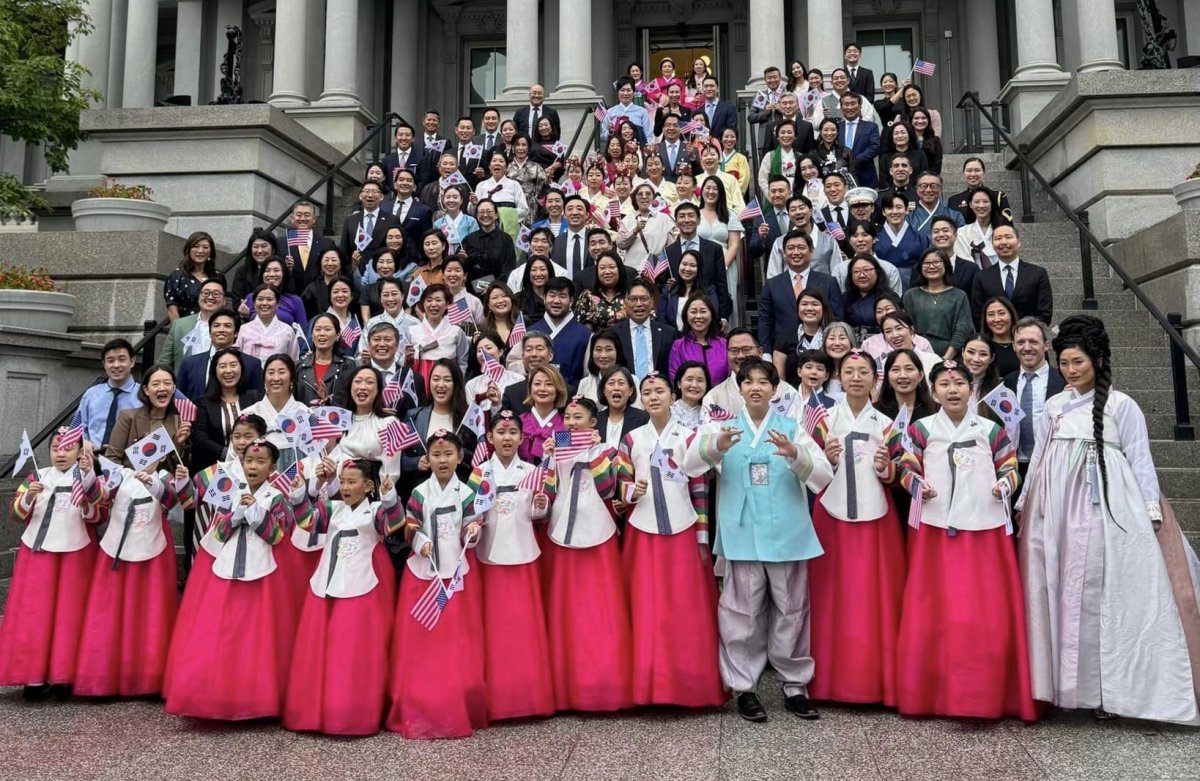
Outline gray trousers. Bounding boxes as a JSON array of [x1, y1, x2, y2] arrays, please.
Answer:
[[718, 560, 814, 697]]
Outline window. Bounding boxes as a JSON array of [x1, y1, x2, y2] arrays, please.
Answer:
[[468, 46, 506, 125], [1116, 16, 1132, 70], [854, 26, 918, 88]]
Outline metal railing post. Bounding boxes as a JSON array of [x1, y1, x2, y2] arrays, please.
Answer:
[[1168, 312, 1196, 441], [565, 106, 592, 160], [1018, 146, 1036, 223], [1076, 210, 1098, 310], [990, 100, 1004, 154], [324, 165, 336, 236], [141, 319, 158, 368]]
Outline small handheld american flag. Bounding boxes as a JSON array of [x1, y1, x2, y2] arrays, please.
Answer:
[[553, 430, 593, 462], [706, 404, 735, 422], [339, 319, 362, 350], [803, 393, 829, 437], [447, 299, 474, 327], [827, 220, 846, 241], [286, 229, 311, 248], [470, 439, 490, 468], [593, 105, 608, 125], [382, 378, 401, 408], [411, 575, 451, 631], [912, 59, 937, 77], [56, 410, 85, 451], [679, 120, 706, 136], [309, 407, 351, 440], [739, 198, 763, 222], [268, 461, 300, 495], [518, 456, 551, 492], [480, 350, 507, 384], [69, 464, 87, 507], [606, 197, 621, 223], [379, 419, 421, 457], [508, 315, 527, 348], [908, 477, 925, 529], [172, 389, 197, 423], [641, 251, 670, 281]]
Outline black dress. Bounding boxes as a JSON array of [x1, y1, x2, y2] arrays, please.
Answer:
[[165, 269, 227, 318]]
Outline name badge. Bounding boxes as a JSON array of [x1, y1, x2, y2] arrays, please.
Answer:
[[749, 463, 770, 486]]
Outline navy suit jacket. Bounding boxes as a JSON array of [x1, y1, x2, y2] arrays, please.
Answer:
[[847, 67, 876, 102], [700, 100, 738, 139], [339, 211, 400, 272], [757, 270, 844, 354], [838, 119, 881, 187], [656, 141, 697, 182], [747, 211, 786, 261], [513, 105, 561, 139], [411, 135, 450, 188], [1003, 365, 1066, 397], [379, 197, 433, 263], [970, 260, 1054, 325], [614, 318, 677, 379], [380, 147, 431, 195], [529, 317, 592, 387], [664, 238, 732, 320], [178, 351, 263, 400]]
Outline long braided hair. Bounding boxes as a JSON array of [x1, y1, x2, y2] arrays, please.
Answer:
[[1052, 315, 1113, 515]]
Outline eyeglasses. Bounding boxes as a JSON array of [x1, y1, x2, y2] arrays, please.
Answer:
[[727, 346, 758, 357], [200, 291, 225, 299], [625, 295, 652, 304], [852, 268, 875, 276], [917, 184, 941, 190]]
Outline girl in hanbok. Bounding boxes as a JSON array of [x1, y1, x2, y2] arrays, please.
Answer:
[[1019, 315, 1200, 725], [470, 410, 556, 720], [74, 454, 190, 698], [894, 360, 1037, 721], [616, 373, 726, 708], [165, 438, 308, 721], [807, 351, 905, 706], [407, 283, 469, 386], [284, 459, 400, 736], [541, 396, 633, 712], [387, 430, 488, 739], [0, 429, 102, 700]]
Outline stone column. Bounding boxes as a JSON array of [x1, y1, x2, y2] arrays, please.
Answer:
[[1076, 0, 1122, 72], [806, 0, 841, 76], [390, 0, 420, 120], [173, 0, 204, 103], [554, 0, 594, 93], [107, 0, 128, 106], [1186, 1, 1200, 60], [269, 0, 309, 106], [964, 0, 1002, 101], [502, 0, 539, 97], [71, 0, 113, 108], [319, 0, 360, 103], [121, 0, 159, 107], [746, 0, 785, 90], [1013, 0, 1063, 78]]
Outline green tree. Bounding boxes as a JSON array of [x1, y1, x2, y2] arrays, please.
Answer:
[[0, 0, 101, 216]]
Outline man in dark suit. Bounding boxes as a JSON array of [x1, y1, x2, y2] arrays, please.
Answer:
[[513, 84, 561, 139], [502, 332, 574, 414], [450, 115, 484, 188], [178, 310, 264, 399], [757, 231, 844, 353], [551, 196, 594, 278], [339, 182, 399, 273], [698, 76, 738, 139], [747, 176, 794, 262], [655, 114, 697, 182], [277, 200, 338, 293], [418, 152, 461, 211], [381, 123, 427, 195], [1003, 317, 1066, 479], [379, 169, 432, 264], [838, 93, 881, 187], [473, 108, 503, 156], [911, 215, 979, 294], [844, 42, 875, 102], [412, 109, 449, 189], [761, 92, 817, 155], [614, 279, 677, 381], [970, 224, 1054, 324], [664, 202, 732, 320], [528, 277, 591, 386]]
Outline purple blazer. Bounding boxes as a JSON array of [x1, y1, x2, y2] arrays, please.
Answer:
[[668, 334, 730, 385]]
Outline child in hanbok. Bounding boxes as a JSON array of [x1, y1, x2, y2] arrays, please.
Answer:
[[284, 459, 400, 736], [165, 438, 308, 720], [470, 410, 556, 720], [541, 396, 633, 712], [386, 429, 488, 739], [0, 429, 102, 700], [808, 351, 906, 706], [1019, 315, 1200, 725], [616, 373, 726, 708], [74, 456, 190, 698], [895, 360, 1037, 721]]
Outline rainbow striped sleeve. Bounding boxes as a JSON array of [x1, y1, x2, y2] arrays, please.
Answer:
[[897, 420, 929, 496], [374, 493, 402, 536], [614, 436, 637, 499], [589, 446, 617, 500], [291, 488, 315, 532], [459, 486, 478, 521], [260, 494, 288, 545], [306, 493, 332, 534], [183, 465, 217, 512], [989, 423, 1020, 495], [399, 491, 424, 538], [694, 432, 725, 468], [10, 475, 38, 523], [689, 472, 709, 545]]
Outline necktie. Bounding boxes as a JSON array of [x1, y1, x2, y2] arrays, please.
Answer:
[[669, 145, 677, 170], [459, 146, 467, 166], [103, 386, 123, 445], [846, 120, 856, 148], [1019, 372, 1036, 459], [706, 103, 715, 123], [486, 134, 495, 149], [298, 241, 310, 269], [1004, 265, 1015, 298], [364, 212, 375, 237], [399, 151, 408, 168], [635, 324, 652, 379], [777, 211, 789, 232], [571, 234, 582, 277], [792, 271, 805, 299], [531, 107, 539, 129], [851, 67, 857, 80]]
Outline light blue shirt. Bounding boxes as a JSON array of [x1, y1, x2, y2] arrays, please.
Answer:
[[602, 102, 654, 144], [78, 375, 142, 447]]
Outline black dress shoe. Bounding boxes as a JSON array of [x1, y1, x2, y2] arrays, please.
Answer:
[[736, 692, 768, 722], [48, 684, 72, 702], [783, 693, 820, 720], [22, 684, 50, 702]]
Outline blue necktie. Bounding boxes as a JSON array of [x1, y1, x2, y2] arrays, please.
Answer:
[[706, 104, 715, 124], [103, 386, 123, 446], [1019, 372, 1036, 459], [1004, 265, 1015, 299], [635, 324, 651, 379]]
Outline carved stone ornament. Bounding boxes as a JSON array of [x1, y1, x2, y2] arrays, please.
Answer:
[[669, 0, 695, 23], [872, 0, 904, 13]]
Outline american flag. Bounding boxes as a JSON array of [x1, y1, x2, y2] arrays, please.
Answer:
[[268, 461, 300, 495], [309, 407, 351, 441], [382, 377, 401, 408], [907, 477, 925, 529], [508, 315, 527, 348], [641, 251, 670, 281], [553, 430, 593, 462], [379, 418, 421, 457], [411, 575, 451, 631], [56, 409, 85, 451], [706, 404, 735, 422], [480, 350, 507, 384], [447, 299, 474, 327], [738, 198, 762, 222], [913, 59, 937, 77], [679, 120, 708, 138], [518, 456, 551, 492], [286, 229, 311, 248], [339, 318, 362, 350], [827, 220, 846, 241], [593, 105, 608, 125], [172, 388, 197, 423], [470, 439, 490, 468], [69, 464, 87, 507], [803, 393, 829, 438], [605, 197, 621, 223]]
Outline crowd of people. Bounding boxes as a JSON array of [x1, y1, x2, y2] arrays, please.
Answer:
[[3, 48, 1200, 740]]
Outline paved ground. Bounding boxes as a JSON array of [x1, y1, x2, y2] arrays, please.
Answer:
[[1, 675, 1196, 781]]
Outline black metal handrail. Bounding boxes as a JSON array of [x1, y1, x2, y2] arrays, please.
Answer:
[[1, 112, 407, 475], [960, 92, 1197, 440]]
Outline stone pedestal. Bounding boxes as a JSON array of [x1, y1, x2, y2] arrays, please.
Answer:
[[998, 71, 1072, 134], [285, 104, 379, 158], [1111, 210, 1200, 354]]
